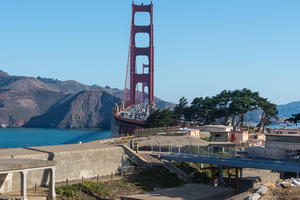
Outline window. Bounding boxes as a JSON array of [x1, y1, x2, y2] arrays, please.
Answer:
[[135, 56, 149, 74], [134, 12, 150, 26], [135, 33, 150, 48]]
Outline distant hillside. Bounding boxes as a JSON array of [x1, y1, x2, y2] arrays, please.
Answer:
[[277, 101, 300, 118], [0, 69, 175, 128], [25, 91, 120, 129], [243, 101, 300, 126], [37, 77, 175, 109], [0, 70, 8, 77], [1, 76, 57, 92], [37, 77, 101, 94]]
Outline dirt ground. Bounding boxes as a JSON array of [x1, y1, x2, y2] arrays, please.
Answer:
[[64, 179, 142, 200], [261, 185, 300, 200]]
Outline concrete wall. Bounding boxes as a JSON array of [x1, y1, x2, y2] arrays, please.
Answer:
[[0, 142, 124, 193], [111, 113, 120, 137], [266, 141, 300, 150], [245, 146, 286, 160], [268, 129, 300, 135]]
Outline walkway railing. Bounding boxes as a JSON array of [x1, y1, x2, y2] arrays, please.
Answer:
[[133, 126, 182, 136], [141, 145, 235, 158], [141, 145, 289, 161]]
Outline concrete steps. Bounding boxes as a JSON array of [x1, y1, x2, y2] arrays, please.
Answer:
[[121, 145, 191, 182], [161, 161, 191, 182]]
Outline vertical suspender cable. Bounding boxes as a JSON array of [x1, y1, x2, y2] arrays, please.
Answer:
[[122, 19, 133, 109]]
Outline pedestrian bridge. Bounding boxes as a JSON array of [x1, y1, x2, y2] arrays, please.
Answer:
[[159, 153, 300, 175]]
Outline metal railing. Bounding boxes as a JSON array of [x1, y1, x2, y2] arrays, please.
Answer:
[[140, 145, 235, 158], [133, 126, 182, 136], [141, 145, 294, 161]]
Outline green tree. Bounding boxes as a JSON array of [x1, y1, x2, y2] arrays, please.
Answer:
[[284, 113, 300, 128], [174, 97, 188, 120], [256, 97, 278, 133], [173, 88, 278, 128], [190, 97, 218, 125], [145, 109, 177, 128], [229, 88, 259, 127], [214, 90, 232, 125]]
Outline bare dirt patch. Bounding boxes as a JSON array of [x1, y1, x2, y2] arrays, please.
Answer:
[[261, 186, 300, 200]]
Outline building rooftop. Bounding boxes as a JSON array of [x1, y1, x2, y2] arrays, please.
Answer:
[[137, 136, 209, 147], [0, 159, 56, 172], [208, 142, 235, 145], [267, 134, 300, 137], [0, 142, 118, 159]]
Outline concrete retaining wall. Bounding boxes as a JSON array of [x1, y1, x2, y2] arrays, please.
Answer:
[[245, 146, 286, 160], [0, 142, 124, 193]]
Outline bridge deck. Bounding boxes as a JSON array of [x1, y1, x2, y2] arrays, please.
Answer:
[[159, 153, 300, 173]]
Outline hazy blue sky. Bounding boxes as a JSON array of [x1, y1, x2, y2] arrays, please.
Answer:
[[0, 0, 300, 105]]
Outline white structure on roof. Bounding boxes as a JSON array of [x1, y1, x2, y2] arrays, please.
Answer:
[[0, 159, 56, 200]]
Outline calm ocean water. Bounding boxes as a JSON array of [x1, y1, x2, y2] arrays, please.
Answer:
[[0, 128, 111, 148]]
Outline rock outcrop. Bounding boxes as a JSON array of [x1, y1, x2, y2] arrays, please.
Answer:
[[25, 91, 120, 129]]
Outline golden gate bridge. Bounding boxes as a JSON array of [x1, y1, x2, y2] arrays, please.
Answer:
[[111, 1, 155, 136]]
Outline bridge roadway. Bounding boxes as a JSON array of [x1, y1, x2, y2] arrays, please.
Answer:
[[159, 153, 300, 182]]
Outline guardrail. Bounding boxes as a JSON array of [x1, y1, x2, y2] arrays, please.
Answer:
[[141, 145, 293, 161], [140, 145, 235, 158]]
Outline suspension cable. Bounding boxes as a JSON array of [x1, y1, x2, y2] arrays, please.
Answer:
[[122, 22, 132, 109]]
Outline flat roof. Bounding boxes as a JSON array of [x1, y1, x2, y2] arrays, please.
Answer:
[[138, 136, 209, 147], [0, 142, 120, 159], [267, 134, 300, 137], [0, 159, 56, 172]]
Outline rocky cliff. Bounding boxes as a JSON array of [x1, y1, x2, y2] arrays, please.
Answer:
[[25, 91, 120, 129], [0, 71, 68, 127]]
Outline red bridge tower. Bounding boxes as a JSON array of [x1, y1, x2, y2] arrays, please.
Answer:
[[129, 2, 154, 106]]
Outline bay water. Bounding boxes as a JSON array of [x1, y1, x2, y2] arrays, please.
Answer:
[[0, 128, 111, 148]]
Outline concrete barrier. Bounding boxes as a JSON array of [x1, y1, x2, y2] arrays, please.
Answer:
[[0, 142, 124, 193]]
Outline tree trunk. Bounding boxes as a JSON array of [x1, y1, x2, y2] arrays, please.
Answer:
[[236, 116, 241, 127], [231, 115, 236, 127], [256, 112, 265, 132], [262, 118, 266, 134], [239, 113, 245, 127]]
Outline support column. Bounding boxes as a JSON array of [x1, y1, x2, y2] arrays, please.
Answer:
[[49, 167, 56, 200], [211, 168, 215, 186], [240, 168, 243, 178], [235, 168, 239, 195], [228, 169, 232, 187], [219, 165, 223, 184], [21, 170, 28, 200], [280, 172, 284, 179]]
